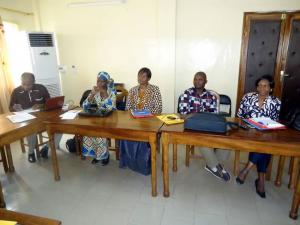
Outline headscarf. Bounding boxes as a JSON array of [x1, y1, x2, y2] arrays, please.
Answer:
[[97, 71, 115, 95]]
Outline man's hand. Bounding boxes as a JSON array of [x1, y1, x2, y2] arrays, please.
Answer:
[[32, 104, 43, 110], [13, 104, 23, 111]]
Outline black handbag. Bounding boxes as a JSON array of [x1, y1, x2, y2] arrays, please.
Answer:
[[184, 112, 238, 134]]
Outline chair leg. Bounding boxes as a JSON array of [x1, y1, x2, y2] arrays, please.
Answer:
[[5, 145, 14, 173], [38, 133, 43, 144], [185, 145, 190, 167], [234, 150, 240, 176], [275, 156, 286, 186], [20, 138, 26, 153], [0, 146, 8, 173], [75, 135, 81, 156], [173, 144, 177, 172], [266, 156, 273, 181], [190, 146, 195, 155], [289, 157, 299, 190], [289, 157, 295, 175], [0, 180, 5, 208], [115, 139, 120, 161], [35, 136, 40, 158], [156, 133, 161, 154]]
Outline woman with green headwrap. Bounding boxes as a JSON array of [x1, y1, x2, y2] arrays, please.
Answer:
[[82, 71, 116, 165]]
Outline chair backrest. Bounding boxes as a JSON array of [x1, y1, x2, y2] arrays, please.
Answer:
[[79, 84, 128, 110], [79, 90, 91, 107], [177, 94, 182, 113], [207, 89, 220, 113], [219, 94, 232, 117], [115, 83, 128, 111]]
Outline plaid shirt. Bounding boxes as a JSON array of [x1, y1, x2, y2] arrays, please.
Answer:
[[179, 88, 217, 114]]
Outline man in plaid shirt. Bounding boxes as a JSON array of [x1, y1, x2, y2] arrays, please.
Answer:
[[179, 72, 231, 181]]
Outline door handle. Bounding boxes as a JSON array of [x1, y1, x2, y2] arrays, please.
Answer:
[[280, 70, 290, 82]]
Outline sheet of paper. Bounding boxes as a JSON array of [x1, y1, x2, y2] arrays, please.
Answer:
[[60, 110, 81, 120], [6, 112, 36, 123]]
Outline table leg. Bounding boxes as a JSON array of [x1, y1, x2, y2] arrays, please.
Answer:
[[0, 180, 6, 208], [149, 135, 157, 197], [173, 144, 177, 172], [162, 133, 170, 197], [0, 146, 8, 173], [5, 145, 14, 173], [290, 158, 300, 219], [275, 156, 285, 186], [289, 158, 299, 190], [49, 133, 60, 181], [234, 150, 240, 176]]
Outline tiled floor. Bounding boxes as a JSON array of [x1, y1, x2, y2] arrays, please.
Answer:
[[1, 135, 300, 225]]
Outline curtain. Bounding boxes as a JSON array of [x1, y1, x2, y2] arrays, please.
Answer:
[[0, 17, 14, 114]]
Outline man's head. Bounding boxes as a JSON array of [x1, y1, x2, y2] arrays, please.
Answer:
[[193, 71, 207, 90], [21, 72, 35, 91]]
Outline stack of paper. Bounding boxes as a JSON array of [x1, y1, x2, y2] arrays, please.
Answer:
[[131, 109, 153, 118], [0, 220, 18, 225], [6, 112, 36, 123], [243, 117, 286, 130], [157, 114, 184, 125], [60, 109, 81, 120]]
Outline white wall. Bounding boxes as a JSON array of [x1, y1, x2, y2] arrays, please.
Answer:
[[37, 0, 176, 112], [0, 0, 37, 30], [175, 0, 300, 114], [3, 0, 300, 113]]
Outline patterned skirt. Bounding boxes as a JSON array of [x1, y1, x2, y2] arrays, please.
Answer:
[[82, 136, 109, 160]]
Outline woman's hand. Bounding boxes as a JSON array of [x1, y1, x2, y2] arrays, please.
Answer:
[[91, 86, 100, 95], [88, 86, 99, 102]]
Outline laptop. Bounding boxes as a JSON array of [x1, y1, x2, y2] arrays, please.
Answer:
[[44, 96, 65, 111], [78, 104, 112, 117]]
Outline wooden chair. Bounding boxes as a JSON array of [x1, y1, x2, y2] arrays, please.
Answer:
[[20, 133, 49, 157], [172, 90, 221, 172], [76, 83, 128, 160], [274, 156, 298, 189], [0, 209, 61, 225], [0, 146, 8, 173], [182, 90, 220, 170]]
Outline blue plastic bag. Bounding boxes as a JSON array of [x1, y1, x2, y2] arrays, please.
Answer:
[[119, 140, 151, 175]]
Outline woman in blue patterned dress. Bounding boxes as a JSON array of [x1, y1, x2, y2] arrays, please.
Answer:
[[236, 75, 281, 198], [82, 71, 116, 165]]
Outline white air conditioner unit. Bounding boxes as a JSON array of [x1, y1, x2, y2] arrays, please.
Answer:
[[24, 32, 62, 97]]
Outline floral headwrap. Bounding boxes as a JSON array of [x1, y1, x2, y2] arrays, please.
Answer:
[[97, 71, 115, 95]]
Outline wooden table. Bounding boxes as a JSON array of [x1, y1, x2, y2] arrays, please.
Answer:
[[0, 110, 62, 208], [45, 110, 163, 196], [161, 120, 300, 219], [0, 208, 61, 225]]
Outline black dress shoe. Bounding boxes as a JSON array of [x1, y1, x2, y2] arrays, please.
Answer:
[[91, 158, 100, 164], [236, 176, 245, 185], [101, 155, 110, 166], [255, 179, 266, 198], [28, 153, 36, 163]]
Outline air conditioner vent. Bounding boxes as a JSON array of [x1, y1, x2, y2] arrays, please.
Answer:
[[29, 33, 53, 47]]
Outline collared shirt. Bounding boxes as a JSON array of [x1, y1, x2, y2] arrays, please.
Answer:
[[126, 84, 162, 114], [237, 92, 281, 120], [9, 84, 50, 111], [179, 88, 217, 114]]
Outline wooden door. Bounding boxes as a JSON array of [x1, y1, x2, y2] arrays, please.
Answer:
[[279, 13, 300, 118], [236, 11, 300, 118]]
